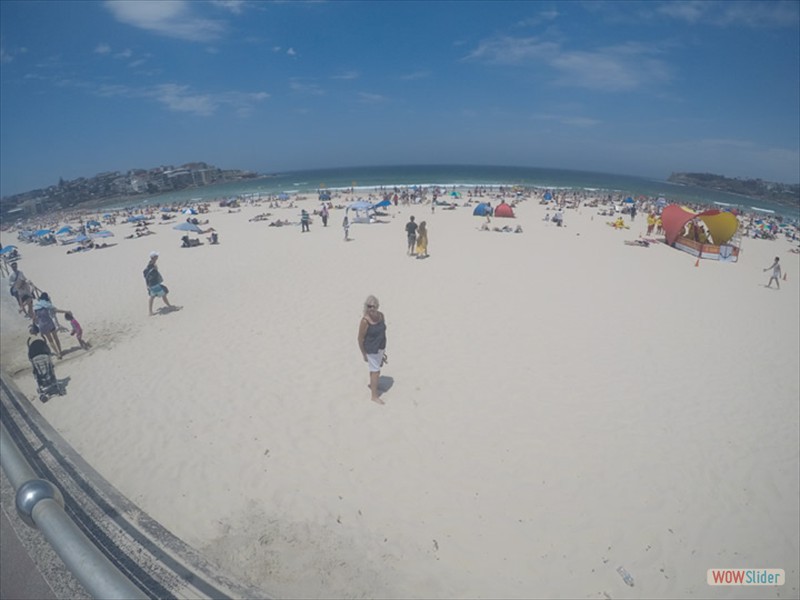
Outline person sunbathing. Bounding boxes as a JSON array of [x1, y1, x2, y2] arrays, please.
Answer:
[[624, 239, 650, 247], [180, 235, 203, 248]]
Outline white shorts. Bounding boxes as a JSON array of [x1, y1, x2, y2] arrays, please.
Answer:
[[366, 350, 384, 373]]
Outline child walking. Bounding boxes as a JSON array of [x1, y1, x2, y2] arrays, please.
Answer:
[[65, 311, 90, 350]]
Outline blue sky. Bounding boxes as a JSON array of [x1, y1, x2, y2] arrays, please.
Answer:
[[1, 0, 798, 196]]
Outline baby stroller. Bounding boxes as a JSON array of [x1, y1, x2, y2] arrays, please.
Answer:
[[28, 338, 65, 403]]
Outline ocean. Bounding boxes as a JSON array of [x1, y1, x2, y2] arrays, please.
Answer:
[[111, 164, 798, 219]]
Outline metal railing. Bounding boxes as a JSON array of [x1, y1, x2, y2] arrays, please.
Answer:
[[0, 421, 147, 600]]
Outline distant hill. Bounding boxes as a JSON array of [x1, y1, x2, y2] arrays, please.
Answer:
[[0, 162, 259, 219], [667, 172, 799, 209]]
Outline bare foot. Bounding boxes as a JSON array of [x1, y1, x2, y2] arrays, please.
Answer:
[[371, 396, 385, 405]]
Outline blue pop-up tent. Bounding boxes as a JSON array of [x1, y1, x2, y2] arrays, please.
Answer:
[[56, 226, 73, 235], [473, 203, 492, 216]]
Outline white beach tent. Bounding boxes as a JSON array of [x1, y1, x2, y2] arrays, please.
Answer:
[[346, 200, 376, 224]]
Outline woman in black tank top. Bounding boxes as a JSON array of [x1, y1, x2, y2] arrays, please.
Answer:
[[358, 295, 387, 405]]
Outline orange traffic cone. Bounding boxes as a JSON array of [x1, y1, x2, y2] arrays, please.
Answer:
[[695, 257, 700, 267]]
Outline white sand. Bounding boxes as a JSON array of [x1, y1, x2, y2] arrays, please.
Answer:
[[1, 195, 798, 599]]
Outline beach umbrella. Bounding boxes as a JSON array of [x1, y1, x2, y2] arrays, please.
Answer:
[[102, 213, 112, 218], [56, 226, 73, 235], [0, 245, 18, 254], [87, 219, 101, 226], [347, 201, 373, 211], [624, 197, 634, 204], [92, 230, 114, 238], [543, 192, 553, 201], [182, 208, 197, 215], [127, 215, 147, 222], [173, 222, 203, 233], [372, 199, 391, 208], [34, 229, 52, 237], [450, 191, 461, 198], [74, 234, 90, 243]]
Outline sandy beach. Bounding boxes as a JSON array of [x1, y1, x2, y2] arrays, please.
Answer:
[[1, 191, 798, 599]]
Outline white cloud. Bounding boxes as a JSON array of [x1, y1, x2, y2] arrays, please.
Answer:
[[30, 72, 268, 117], [533, 113, 601, 127], [150, 83, 215, 115], [272, 46, 282, 53], [289, 78, 324, 96], [286, 47, 297, 57], [2, 45, 29, 63], [94, 43, 111, 55], [104, 0, 226, 42], [466, 36, 558, 65], [331, 70, 360, 80], [399, 70, 432, 81], [466, 36, 672, 91], [656, 0, 799, 28], [358, 92, 387, 103], [114, 49, 133, 59], [211, 0, 246, 14], [516, 9, 560, 28], [656, 1, 708, 24]]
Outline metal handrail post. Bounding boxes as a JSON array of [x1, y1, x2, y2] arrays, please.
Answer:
[[1, 422, 147, 599]]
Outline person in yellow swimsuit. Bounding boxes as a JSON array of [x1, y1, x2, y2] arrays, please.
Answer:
[[415, 221, 429, 258]]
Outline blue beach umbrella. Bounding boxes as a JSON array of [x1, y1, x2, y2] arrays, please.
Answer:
[[372, 199, 391, 208], [173, 222, 203, 233], [87, 219, 101, 226], [74, 234, 90, 243], [543, 192, 553, 201], [624, 197, 634, 204], [0, 245, 18, 254], [56, 226, 73, 235], [34, 229, 52, 237], [93, 230, 114, 238]]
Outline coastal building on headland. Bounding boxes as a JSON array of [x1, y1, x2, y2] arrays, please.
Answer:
[[0, 162, 258, 219]]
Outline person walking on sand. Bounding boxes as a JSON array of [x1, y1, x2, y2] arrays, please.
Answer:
[[301, 209, 310, 233], [764, 257, 782, 289], [320, 204, 329, 227], [32, 292, 68, 358], [143, 251, 173, 316], [405, 216, 418, 256], [415, 221, 429, 258], [343, 214, 350, 241], [358, 295, 387, 405], [65, 311, 90, 350]]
